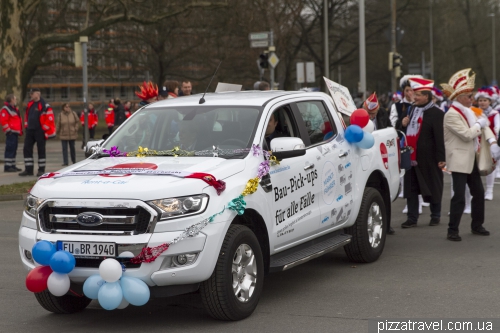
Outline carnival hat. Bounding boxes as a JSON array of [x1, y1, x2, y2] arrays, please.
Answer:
[[135, 81, 158, 101], [440, 68, 476, 100], [432, 87, 444, 101], [392, 91, 402, 102], [409, 77, 434, 91], [474, 87, 496, 101], [400, 74, 423, 90], [363, 92, 379, 112]]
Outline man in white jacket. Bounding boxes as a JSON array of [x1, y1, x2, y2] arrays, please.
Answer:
[[441, 69, 498, 241]]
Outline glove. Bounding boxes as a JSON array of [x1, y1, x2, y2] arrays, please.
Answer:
[[476, 117, 487, 129], [491, 144, 500, 160]]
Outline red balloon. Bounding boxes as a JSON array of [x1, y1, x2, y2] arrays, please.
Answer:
[[350, 109, 370, 128], [26, 266, 53, 293]]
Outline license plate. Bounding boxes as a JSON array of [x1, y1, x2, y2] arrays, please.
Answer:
[[57, 241, 117, 258]]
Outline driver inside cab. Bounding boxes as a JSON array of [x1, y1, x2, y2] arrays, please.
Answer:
[[265, 112, 287, 149]]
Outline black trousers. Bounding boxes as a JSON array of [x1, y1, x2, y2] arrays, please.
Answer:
[[61, 140, 76, 165], [23, 129, 46, 172], [4, 133, 19, 171], [449, 161, 484, 234]]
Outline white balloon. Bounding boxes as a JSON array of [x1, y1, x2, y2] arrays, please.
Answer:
[[117, 251, 134, 258], [99, 258, 123, 283], [117, 298, 129, 309], [363, 120, 375, 133], [47, 272, 70, 297]]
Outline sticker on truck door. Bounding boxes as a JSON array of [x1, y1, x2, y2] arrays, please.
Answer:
[[380, 143, 389, 169]]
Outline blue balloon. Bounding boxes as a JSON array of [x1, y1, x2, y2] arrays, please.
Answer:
[[32, 241, 56, 266], [49, 250, 76, 274], [120, 276, 150, 306], [345, 125, 364, 143], [83, 275, 105, 299], [98, 281, 123, 310], [355, 131, 375, 149]]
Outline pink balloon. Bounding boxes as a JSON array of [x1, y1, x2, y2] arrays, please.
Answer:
[[350, 109, 370, 128], [26, 266, 53, 293]]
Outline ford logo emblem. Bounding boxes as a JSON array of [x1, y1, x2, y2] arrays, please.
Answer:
[[76, 212, 104, 226]]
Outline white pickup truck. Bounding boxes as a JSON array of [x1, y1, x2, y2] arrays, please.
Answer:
[[19, 91, 400, 320]]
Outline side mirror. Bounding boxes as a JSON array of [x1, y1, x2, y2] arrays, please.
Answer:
[[270, 137, 306, 160], [84, 139, 104, 158]]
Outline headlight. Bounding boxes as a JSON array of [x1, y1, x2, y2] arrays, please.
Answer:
[[148, 194, 209, 220], [25, 194, 44, 218]]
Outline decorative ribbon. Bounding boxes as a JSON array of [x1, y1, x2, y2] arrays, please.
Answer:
[[228, 195, 246, 215]]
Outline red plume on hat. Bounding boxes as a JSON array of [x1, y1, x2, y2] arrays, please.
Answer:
[[135, 81, 158, 101]]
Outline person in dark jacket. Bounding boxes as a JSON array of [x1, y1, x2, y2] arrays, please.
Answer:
[[363, 92, 391, 130], [0, 94, 23, 172], [113, 98, 126, 129], [401, 78, 446, 228]]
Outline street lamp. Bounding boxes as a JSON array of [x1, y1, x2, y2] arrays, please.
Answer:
[[490, 13, 497, 86]]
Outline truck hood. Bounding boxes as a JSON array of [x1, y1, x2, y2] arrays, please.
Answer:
[[31, 157, 245, 200]]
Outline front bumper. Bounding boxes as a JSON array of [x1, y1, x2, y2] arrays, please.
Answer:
[[19, 213, 229, 287]]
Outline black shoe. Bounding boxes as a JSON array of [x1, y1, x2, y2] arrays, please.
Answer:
[[18, 170, 34, 176], [36, 171, 45, 177], [471, 227, 490, 236], [401, 220, 417, 228], [388, 227, 395, 235], [429, 218, 440, 226], [13, 167, 22, 172], [62, 163, 68, 166], [4, 168, 17, 173], [447, 233, 462, 241]]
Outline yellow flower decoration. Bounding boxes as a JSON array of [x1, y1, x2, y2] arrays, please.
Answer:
[[241, 177, 260, 196]]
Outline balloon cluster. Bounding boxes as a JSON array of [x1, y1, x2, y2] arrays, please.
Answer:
[[83, 258, 150, 310], [344, 109, 375, 149], [26, 240, 76, 296]]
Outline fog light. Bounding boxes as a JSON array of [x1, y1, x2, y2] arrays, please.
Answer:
[[24, 250, 33, 263], [172, 253, 198, 267]]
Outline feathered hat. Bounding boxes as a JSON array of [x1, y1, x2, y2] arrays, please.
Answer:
[[474, 87, 496, 101], [135, 81, 159, 102], [363, 92, 379, 112], [400, 74, 423, 90], [440, 68, 476, 100], [432, 87, 444, 101], [392, 91, 402, 102]]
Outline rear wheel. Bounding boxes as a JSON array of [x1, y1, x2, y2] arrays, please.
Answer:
[[35, 290, 92, 314], [344, 187, 387, 263], [200, 224, 264, 321]]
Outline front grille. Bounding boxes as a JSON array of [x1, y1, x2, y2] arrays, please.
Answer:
[[75, 257, 141, 269], [39, 205, 152, 235]]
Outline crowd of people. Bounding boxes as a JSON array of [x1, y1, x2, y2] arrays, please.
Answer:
[[2, 71, 500, 241]]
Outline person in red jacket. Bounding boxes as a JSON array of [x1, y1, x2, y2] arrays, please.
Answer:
[[1, 94, 23, 172], [19, 88, 56, 177], [104, 99, 115, 135], [124, 101, 132, 119], [80, 103, 99, 139]]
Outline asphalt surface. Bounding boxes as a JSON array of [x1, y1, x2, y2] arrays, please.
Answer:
[[1, 176, 500, 332]]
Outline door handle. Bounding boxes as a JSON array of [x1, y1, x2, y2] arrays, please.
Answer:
[[339, 152, 348, 158], [304, 163, 315, 170]]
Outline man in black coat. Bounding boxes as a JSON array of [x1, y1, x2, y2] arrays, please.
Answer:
[[400, 78, 446, 228], [363, 92, 391, 130]]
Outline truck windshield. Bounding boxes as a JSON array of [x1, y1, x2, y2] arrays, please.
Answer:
[[102, 105, 262, 157]]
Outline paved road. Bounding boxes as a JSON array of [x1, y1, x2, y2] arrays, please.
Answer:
[[0, 140, 87, 186], [1, 179, 500, 332]]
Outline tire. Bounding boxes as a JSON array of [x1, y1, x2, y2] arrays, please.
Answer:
[[200, 224, 264, 321], [344, 187, 387, 263], [34, 290, 92, 314]]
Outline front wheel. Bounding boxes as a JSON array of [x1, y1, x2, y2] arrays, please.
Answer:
[[200, 224, 264, 321], [35, 290, 92, 314], [344, 187, 387, 263]]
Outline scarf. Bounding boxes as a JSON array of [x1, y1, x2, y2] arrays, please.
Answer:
[[450, 101, 479, 152], [406, 101, 435, 162]]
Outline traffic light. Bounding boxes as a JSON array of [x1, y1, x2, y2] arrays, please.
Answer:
[[393, 52, 403, 78], [259, 52, 269, 69]]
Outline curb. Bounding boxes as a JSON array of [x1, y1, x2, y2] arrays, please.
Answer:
[[0, 193, 28, 202]]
